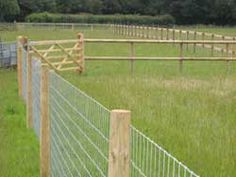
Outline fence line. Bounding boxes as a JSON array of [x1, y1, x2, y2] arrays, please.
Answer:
[[16, 22, 112, 32], [112, 24, 236, 55], [112, 24, 236, 41], [24, 37, 236, 75], [83, 38, 236, 73], [28, 38, 236, 74], [18, 36, 200, 177]]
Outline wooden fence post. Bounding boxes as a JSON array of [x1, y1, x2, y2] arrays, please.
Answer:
[[202, 32, 205, 48], [40, 65, 50, 177], [130, 42, 135, 74], [71, 24, 74, 31], [226, 43, 230, 72], [211, 34, 215, 56], [17, 36, 23, 97], [161, 28, 163, 40], [132, 25, 134, 37], [172, 29, 175, 40], [179, 30, 182, 40], [233, 37, 236, 58], [77, 33, 85, 73], [135, 26, 138, 37], [193, 32, 197, 53], [186, 31, 189, 50], [179, 43, 183, 72], [155, 26, 158, 39], [119, 25, 121, 35], [108, 110, 131, 177], [26, 38, 33, 129], [166, 28, 169, 40], [116, 24, 119, 35]]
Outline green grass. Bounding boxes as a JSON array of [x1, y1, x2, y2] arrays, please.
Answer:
[[0, 25, 236, 177], [61, 61, 236, 177], [0, 69, 39, 177]]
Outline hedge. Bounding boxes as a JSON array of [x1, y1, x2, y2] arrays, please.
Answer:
[[25, 12, 175, 25]]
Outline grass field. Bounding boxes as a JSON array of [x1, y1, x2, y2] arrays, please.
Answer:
[[0, 25, 236, 177], [0, 69, 39, 177]]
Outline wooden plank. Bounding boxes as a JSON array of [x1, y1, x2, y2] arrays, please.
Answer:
[[17, 36, 23, 97], [30, 39, 79, 46], [179, 43, 183, 72], [51, 60, 81, 66], [46, 54, 81, 60], [43, 45, 55, 58], [30, 46, 58, 71], [84, 39, 236, 44], [55, 43, 81, 68], [85, 56, 236, 61], [58, 66, 79, 71], [130, 42, 135, 74], [40, 66, 50, 177], [57, 43, 78, 69], [108, 110, 131, 177], [78, 33, 85, 72]]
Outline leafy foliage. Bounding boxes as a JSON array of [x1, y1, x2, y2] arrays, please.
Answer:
[[0, 0, 20, 21], [1, 0, 236, 28], [25, 12, 175, 25]]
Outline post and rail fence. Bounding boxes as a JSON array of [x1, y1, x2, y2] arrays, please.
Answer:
[[17, 34, 201, 177], [28, 38, 236, 74], [111, 24, 236, 56]]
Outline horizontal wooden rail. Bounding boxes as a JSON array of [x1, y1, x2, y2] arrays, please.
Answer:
[[30, 39, 236, 45], [30, 40, 79, 46], [84, 39, 236, 44], [17, 22, 111, 27], [85, 56, 236, 61], [36, 48, 82, 53]]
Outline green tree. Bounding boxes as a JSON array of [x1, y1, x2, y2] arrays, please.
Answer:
[[19, 0, 56, 13], [0, 0, 20, 21]]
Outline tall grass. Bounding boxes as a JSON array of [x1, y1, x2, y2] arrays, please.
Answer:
[[0, 25, 235, 177], [0, 69, 39, 177]]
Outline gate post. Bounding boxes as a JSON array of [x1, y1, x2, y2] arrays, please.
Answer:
[[40, 65, 50, 177], [108, 110, 131, 177]]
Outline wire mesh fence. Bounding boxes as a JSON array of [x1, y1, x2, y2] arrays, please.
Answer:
[[49, 72, 110, 177], [18, 36, 201, 177], [32, 58, 41, 137], [0, 41, 17, 68], [130, 126, 199, 177]]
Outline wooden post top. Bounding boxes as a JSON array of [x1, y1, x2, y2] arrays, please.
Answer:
[[18, 36, 28, 44], [111, 109, 131, 114]]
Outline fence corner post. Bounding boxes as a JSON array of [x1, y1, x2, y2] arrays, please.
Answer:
[[17, 36, 23, 97], [108, 109, 131, 177], [77, 33, 85, 73], [26, 37, 33, 129], [40, 65, 50, 177]]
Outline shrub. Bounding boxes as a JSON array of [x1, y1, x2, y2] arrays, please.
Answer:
[[25, 12, 175, 25]]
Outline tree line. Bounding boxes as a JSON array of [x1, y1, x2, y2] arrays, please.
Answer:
[[0, 0, 236, 25]]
